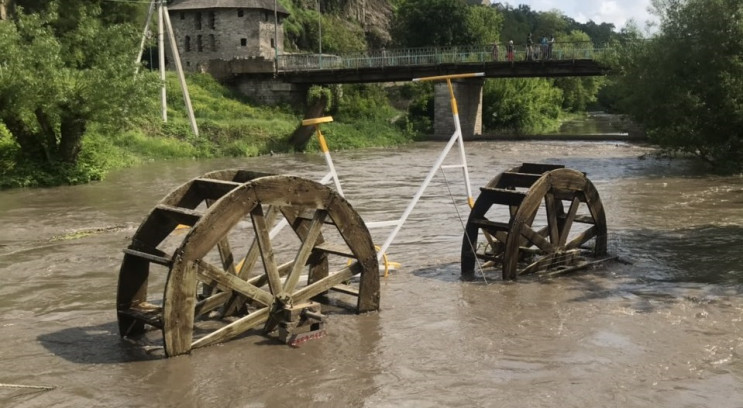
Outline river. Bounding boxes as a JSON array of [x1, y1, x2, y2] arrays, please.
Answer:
[[1, 140, 741, 407]]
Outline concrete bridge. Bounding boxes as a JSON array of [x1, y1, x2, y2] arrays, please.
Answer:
[[212, 42, 610, 139]]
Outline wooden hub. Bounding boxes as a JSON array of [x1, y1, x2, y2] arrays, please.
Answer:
[[117, 170, 379, 357], [461, 163, 608, 280]]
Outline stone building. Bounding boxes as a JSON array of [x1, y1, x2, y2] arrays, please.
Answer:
[[167, 0, 289, 71]]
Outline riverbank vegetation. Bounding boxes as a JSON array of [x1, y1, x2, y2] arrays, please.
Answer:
[[604, 0, 743, 172], [1, 0, 739, 189]]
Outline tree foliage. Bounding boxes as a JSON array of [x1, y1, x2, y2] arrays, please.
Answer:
[[482, 78, 563, 133], [611, 0, 743, 170], [0, 2, 158, 168], [551, 30, 604, 111], [391, 0, 501, 47], [497, 4, 616, 47]]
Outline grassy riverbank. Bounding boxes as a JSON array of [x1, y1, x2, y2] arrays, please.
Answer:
[[0, 73, 416, 189]]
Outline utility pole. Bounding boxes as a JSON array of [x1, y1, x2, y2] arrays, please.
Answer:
[[316, 0, 322, 54], [136, 0, 199, 136], [273, 0, 279, 72]]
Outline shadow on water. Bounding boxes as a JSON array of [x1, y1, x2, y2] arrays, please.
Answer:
[[37, 322, 161, 364]]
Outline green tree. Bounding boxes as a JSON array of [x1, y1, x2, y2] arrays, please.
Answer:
[[552, 30, 604, 111], [612, 0, 743, 170], [483, 78, 563, 133], [465, 5, 503, 45], [535, 10, 568, 39], [0, 3, 157, 167], [391, 0, 473, 47]]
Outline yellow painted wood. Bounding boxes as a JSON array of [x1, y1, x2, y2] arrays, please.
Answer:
[[301, 116, 334, 126]]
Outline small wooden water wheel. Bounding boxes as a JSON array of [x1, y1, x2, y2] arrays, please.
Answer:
[[117, 169, 379, 357], [461, 163, 607, 280]]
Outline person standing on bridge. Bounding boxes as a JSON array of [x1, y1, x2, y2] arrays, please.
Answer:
[[492, 41, 499, 61], [526, 33, 533, 61], [506, 40, 514, 62], [548, 35, 555, 59]]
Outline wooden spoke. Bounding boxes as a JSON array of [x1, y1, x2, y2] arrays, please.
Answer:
[[462, 164, 608, 280], [118, 172, 378, 357], [250, 204, 284, 298], [559, 196, 581, 247], [191, 307, 270, 350], [544, 193, 560, 245], [292, 265, 356, 305], [565, 225, 597, 250], [195, 260, 273, 307], [194, 292, 231, 317], [520, 225, 555, 252], [283, 210, 326, 294]]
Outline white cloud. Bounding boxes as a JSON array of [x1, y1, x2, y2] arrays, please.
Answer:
[[502, 1, 658, 31]]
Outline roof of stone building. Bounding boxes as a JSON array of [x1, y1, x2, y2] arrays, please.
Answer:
[[168, 0, 289, 15]]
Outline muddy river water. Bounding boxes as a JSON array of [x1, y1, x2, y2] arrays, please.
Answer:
[[1, 140, 742, 407]]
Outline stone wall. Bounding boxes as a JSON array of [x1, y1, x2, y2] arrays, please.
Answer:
[[232, 77, 308, 107], [168, 8, 284, 71], [433, 79, 483, 140]]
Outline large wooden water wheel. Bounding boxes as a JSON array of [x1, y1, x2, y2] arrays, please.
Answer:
[[117, 170, 379, 357], [461, 163, 607, 280]]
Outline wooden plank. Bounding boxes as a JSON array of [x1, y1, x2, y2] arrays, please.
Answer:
[[558, 197, 581, 247], [123, 248, 172, 267], [118, 303, 163, 329], [519, 225, 555, 252], [519, 163, 564, 174], [191, 307, 270, 350], [330, 283, 360, 296], [250, 205, 284, 298], [163, 258, 198, 356], [295, 213, 337, 225], [154, 204, 203, 227], [469, 217, 510, 235], [194, 291, 231, 317], [313, 242, 356, 258], [573, 214, 595, 224], [284, 210, 326, 293], [544, 194, 560, 245], [498, 172, 542, 188], [565, 225, 597, 250], [478, 187, 527, 206], [195, 260, 274, 306], [193, 178, 242, 201], [292, 265, 355, 305]]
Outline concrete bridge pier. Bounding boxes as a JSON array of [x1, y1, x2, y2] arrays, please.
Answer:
[[433, 78, 483, 140]]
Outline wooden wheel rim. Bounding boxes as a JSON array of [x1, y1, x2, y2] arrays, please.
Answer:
[[461, 165, 607, 280], [117, 172, 379, 357]]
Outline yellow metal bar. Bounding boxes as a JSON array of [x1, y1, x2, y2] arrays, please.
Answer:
[[302, 116, 334, 126], [317, 129, 329, 153], [412, 72, 485, 82], [447, 79, 458, 115]]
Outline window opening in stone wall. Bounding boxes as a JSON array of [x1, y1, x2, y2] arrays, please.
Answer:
[[185, 36, 191, 52], [270, 38, 275, 48], [210, 34, 216, 51], [264, 12, 269, 22], [195, 12, 202, 30], [209, 12, 215, 29], [180, 12, 184, 20], [240, 38, 247, 47], [238, 9, 244, 17], [197, 35, 203, 52]]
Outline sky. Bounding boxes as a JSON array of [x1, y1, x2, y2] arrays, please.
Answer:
[[503, 1, 659, 31]]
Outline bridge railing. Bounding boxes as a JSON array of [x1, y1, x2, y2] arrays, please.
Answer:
[[277, 42, 607, 72]]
